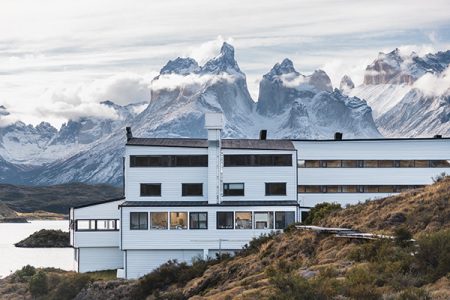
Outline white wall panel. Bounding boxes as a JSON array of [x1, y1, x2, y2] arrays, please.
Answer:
[[78, 247, 123, 273], [126, 249, 203, 279], [74, 231, 120, 248]]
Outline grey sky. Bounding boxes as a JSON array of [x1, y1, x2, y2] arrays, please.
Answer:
[[1, 0, 450, 127]]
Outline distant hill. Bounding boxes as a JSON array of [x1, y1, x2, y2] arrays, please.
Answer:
[[0, 183, 123, 214], [0, 201, 17, 219]]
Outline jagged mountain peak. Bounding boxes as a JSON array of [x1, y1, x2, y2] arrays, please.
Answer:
[[0, 105, 9, 116], [160, 57, 199, 76], [309, 69, 333, 92], [200, 42, 242, 75], [340, 75, 355, 92], [265, 58, 299, 80]]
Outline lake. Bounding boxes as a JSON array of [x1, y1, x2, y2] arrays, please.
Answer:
[[0, 220, 73, 278]]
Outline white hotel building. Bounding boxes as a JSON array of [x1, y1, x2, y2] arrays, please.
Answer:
[[70, 113, 450, 279]]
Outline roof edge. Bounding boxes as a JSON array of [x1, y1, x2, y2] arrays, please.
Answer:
[[72, 197, 125, 209]]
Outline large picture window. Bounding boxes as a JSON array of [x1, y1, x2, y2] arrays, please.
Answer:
[[150, 212, 168, 230], [223, 183, 244, 196], [217, 212, 234, 229], [130, 155, 208, 167], [182, 183, 203, 196], [275, 211, 295, 229], [170, 212, 188, 230], [298, 159, 450, 168], [224, 154, 292, 167], [76, 220, 96, 231], [189, 212, 208, 229], [254, 212, 274, 229], [235, 212, 252, 229], [130, 212, 148, 230], [140, 183, 161, 197], [265, 182, 287, 196]]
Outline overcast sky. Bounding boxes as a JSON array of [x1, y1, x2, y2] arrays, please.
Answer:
[[1, 0, 450, 127]]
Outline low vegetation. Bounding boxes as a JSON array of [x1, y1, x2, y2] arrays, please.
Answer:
[[1, 177, 449, 299], [15, 229, 70, 248]]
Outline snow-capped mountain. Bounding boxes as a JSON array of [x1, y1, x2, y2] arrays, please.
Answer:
[[347, 49, 450, 137]]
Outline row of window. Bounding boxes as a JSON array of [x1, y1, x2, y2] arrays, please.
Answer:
[[297, 185, 425, 193], [76, 219, 120, 231], [298, 160, 450, 168], [130, 154, 293, 168], [130, 211, 295, 230], [140, 182, 287, 197]]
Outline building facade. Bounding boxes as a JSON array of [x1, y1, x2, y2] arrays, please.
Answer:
[[70, 114, 450, 279]]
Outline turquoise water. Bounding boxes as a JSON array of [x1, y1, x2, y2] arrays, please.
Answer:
[[0, 220, 73, 278]]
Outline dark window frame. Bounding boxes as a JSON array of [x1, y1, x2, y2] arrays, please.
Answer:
[[275, 211, 296, 229], [189, 212, 208, 230], [216, 211, 234, 229], [130, 155, 208, 167], [75, 219, 120, 232], [265, 182, 287, 196], [224, 154, 292, 167], [182, 183, 203, 197], [223, 183, 245, 196], [140, 183, 162, 197], [130, 212, 148, 230]]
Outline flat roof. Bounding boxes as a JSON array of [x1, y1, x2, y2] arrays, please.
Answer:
[[72, 197, 125, 209], [120, 200, 299, 207], [292, 137, 449, 142], [126, 138, 295, 150]]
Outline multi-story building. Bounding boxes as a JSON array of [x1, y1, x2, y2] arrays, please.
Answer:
[[70, 113, 450, 279]]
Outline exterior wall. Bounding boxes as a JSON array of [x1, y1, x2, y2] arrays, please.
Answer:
[[126, 250, 203, 279], [294, 139, 450, 207], [222, 149, 297, 202], [71, 200, 123, 248], [121, 206, 297, 251], [78, 247, 123, 273], [125, 146, 208, 202]]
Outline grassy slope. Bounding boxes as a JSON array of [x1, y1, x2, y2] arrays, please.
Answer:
[[0, 183, 123, 214]]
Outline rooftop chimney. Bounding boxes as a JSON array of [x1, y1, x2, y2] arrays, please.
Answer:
[[259, 130, 267, 140], [334, 132, 343, 141], [126, 127, 133, 141], [433, 134, 442, 139]]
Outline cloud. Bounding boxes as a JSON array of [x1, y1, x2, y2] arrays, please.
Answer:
[[413, 65, 450, 97], [150, 73, 238, 92], [187, 36, 234, 65]]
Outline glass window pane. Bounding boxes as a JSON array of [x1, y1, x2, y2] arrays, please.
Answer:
[[400, 160, 414, 167], [170, 212, 188, 230], [378, 161, 394, 168], [182, 183, 203, 196], [223, 183, 244, 196], [366, 186, 379, 193], [327, 186, 339, 193], [430, 160, 450, 167], [326, 160, 341, 168], [297, 185, 306, 193], [341, 185, 357, 193], [96, 220, 116, 230], [297, 160, 305, 168], [266, 183, 287, 196], [273, 155, 292, 166], [275, 211, 295, 229], [189, 212, 208, 229], [217, 212, 234, 229], [364, 160, 378, 168], [150, 212, 168, 230], [235, 212, 252, 229], [254, 212, 274, 229], [305, 186, 321, 193], [379, 186, 394, 193], [130, 212, 148, 230], [342, 160, 357, 168], [305, 160, 320, 168], [140, 184, 161, 196], [414, 160, 429, 168], [76, 220, 92, 231]]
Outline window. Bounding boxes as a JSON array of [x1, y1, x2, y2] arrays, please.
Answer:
[[297, 160, 305, 168], [400, 160, 414, 167], [224, 154, 292, 167], [235, 212, 252, 229], [170, 212, 188, 230], [130, 212, 148, 230], [96, 220, 117, 231], [366, 185, 379, 193], [130, 155, 207, 167], [342, 160, 357, 168], [150, 212, 168, 230], [265, 183, 287, 196], [378, 160, 394, 168], [364, 160, 378, 168], [305, 186, 321, 193], [76, 220, 95, 231], [182, 183, 203, 196], [341, 185, 357, 193], [297, 185, 306, 193], [414, 160, 429, 168], [223, 183, 244, 196], [140, 183, 161, 197], [326, 185, 340, 193], [217, 212, 234, 229], [326, 160, 341, 168], [190, 212, 208, 229], [275, 211, 295, 229], [379, 186, 394, 193], [430, 160, 450, 167], [305, 160, 320, 168], [254, 212, 274, 229]]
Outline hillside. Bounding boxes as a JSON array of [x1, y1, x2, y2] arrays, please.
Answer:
[[0, 201, 17, 219], [0, 178, 449, 299], [0, 183, 122, 214]]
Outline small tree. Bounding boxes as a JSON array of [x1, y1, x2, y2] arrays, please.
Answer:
[[394, 227, 413, 247], [302, 203, 342, 225], [29, 270, 48, 297]]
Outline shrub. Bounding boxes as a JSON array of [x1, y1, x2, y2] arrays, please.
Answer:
[[302, 203, 341, 225], [49, 274, 92, 300], [397, 287, 431, 300], [240, 231, 278, 256], [415, 229, 450, 282], [15, 265, 36, 282], [394, 227, 413, 248], [29, 270, 48, 297]]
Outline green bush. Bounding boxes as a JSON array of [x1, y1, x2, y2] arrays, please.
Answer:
[[398, 287, 431, 300], [302, 203, 341, 225], [29, 270, 48, 297], [15, 265, 36, 282], [240, 232, 278, 256], [49, 274, 91, 300], [415, 229, 450, 282], [394, 227, 413, 248]]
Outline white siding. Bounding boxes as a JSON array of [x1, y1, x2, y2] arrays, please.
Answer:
[[125, 146, 208, 202], [121, 206, 297, 250], [126, 250, 203, 279], [298, 193, 395, 207], [74, 200, 123, 219], [74, 231, 121, 248], [78, 247, 123, 273]]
